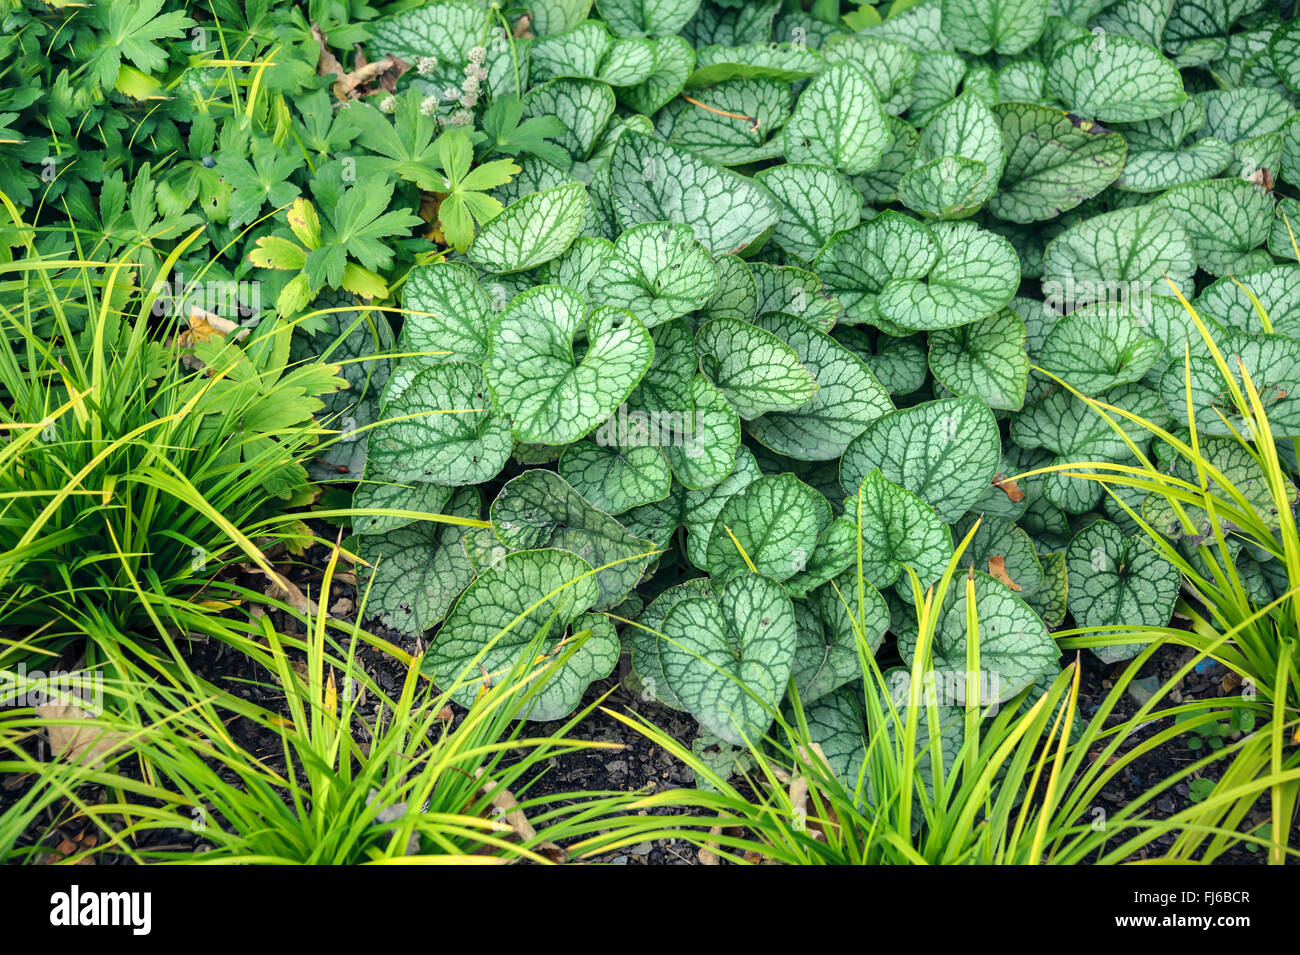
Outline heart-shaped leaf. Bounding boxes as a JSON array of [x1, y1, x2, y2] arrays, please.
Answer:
[[469, 182, 589, 273], [841, 397, 1002, 523], [485, 285, 653, 445], [660, 573, 798, 744]]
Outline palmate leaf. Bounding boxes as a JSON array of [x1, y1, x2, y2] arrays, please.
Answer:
[[840, 396, 1002, 524], [659, 573, 798, 745], [490, 469, 656, 609], [85, 0, 195, 91], [609, 131, 781, 253], [485, 285, 653, 445]]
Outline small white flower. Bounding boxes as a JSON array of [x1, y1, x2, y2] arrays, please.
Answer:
[[420, 94, 439, 115], [468, 46, 487, 65], [447, 108, 474, 127], [470, 64, 488, 82], [461, 74, 480, 95], [442, 85, 461, 101], [459, 90, 479, 108], [378, 94, 397, 114], [416, 55, 439, 76]]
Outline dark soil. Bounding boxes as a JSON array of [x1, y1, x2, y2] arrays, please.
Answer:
[[4, 542, 1294, 865]]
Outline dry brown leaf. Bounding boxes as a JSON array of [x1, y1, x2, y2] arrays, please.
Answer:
[[37, 704, 128, 769], [992, 473, 1026, 503], [313, 23, 403, 101], [987, 554, 1021, 591], [472, 768, 566, 862], [512, 14, 534, 38], [697, 826, 723, 865], [241, 561, 321, 615]]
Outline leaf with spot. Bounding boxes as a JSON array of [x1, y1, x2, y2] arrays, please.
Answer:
[[988, 103, 1127, 223], [660, 573, 798, 744], [485, 285, 652, 445], [490, 469, 656, 608], [468, 182, 588, 273], [748, 313, 894, 461], [928, 308, 1029, 411], [695, 316, 819, 419], [588, 222, 719, 327], [841, 397, 1002, 523]]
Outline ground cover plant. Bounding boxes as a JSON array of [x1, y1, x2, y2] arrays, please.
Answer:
[[2, 0, 1300, 865]]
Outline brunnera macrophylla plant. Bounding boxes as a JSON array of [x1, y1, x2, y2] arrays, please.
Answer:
[[336, 0, 1300, 761]]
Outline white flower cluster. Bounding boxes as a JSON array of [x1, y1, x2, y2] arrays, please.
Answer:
[[415, 55, 438, 76]]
